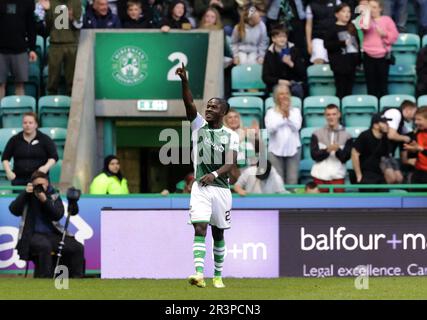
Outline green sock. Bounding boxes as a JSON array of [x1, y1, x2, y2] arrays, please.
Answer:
[[213, 240, 225, 277], [193, 236, 206, 274]]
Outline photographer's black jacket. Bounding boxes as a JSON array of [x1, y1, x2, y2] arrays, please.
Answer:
[[9, 187, 65, 260]]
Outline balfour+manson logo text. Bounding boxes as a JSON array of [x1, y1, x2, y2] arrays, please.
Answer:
[[112, 46, 148, 86]]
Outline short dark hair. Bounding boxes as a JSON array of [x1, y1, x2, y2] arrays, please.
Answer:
[[22, 112, 39, 125], [325, 104, 340, 112], [271, 27, 288, 38], [305, 181, 318, 191], [208, 97, 230, 114], [31, 170, 49, 182], [400, 100, 417, 110], [127, 0, 141, 8]]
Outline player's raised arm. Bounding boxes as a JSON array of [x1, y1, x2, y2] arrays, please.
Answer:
[[176, 63, 197, 122]]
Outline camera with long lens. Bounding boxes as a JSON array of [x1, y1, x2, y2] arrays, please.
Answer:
[[66, 187, 81, 216]]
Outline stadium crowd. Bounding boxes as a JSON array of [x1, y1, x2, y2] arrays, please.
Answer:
[[1, 0, 427, 194]]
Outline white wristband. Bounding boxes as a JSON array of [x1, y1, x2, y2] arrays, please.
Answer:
[[212, 171, 219, 178]]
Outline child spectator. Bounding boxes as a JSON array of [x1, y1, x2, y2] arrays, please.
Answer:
[[359, 0, 398, 98], [262, 27, 306, 98], [265, 84, 302, 185], [231, 6, 269, 65], [324, 3, 361, 99], [193, 0, 238, 36], [160, 0, 192, 32], [305, 0, 341, 65], [310, 104, 353, 192], [122, 0, 151, 27], [198, 6, 223, 29], [403, 107, 427, 184]]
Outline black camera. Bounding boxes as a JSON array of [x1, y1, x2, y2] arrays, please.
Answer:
[[33, 184, 45, 194], [66, 187, 81, 216]]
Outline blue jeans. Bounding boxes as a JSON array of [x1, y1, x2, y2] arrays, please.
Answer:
[[268, 148, 301, 185], [383, 0, 408, 31], [417, 0, 427, 31]]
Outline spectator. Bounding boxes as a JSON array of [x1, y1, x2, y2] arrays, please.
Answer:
[[305, 0, 341, 65], [265, 84, 302, 185], [310, 104, 353, 192], [122, 0, 152, 27], [266, 0, 307, 51], [198, 6, 223, 29], [83, 0, 122, 28], [39, 0, 83, 96], [231, 6, 269, 65], [234, 160, 288, 195], [416, 43, 427, 97], [359, 0, 399, 98], [160, 0, 192, 31], [0, 0, 37, 99], [2, 112, 58, 187], [193, 0, 238, 35], [140, 0, 163, 27], [89, 155, 130, 194], [352, 113, 403, 186], [262, 27, 306, 98], [9, 170, 84, 278], [224, 108, 260, 179], [324, 3, 361, 99], [403, 106, 427, 184], [305, 181, 321, 193], [383, 100, 417, 154], [416, 0, 427, 37], [382, 0, 407, 33]]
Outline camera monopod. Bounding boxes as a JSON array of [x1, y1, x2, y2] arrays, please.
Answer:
[[53, 187, 81, 279]]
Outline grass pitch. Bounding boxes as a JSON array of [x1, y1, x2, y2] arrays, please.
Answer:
[[0, 277, 427, 300]]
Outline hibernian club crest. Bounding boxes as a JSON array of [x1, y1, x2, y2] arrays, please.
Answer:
[[112, 46, 148, 86]]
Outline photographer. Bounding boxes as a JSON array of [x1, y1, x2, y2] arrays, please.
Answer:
[[9, 171, 84, 278]]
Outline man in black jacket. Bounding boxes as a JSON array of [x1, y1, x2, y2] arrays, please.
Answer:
[[0, 0, 38, 99], [9, 171, 84, 278]]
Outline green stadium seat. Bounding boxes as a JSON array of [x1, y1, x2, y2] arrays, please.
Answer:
[[307, 64, 335, 96], [423, 35, 427, 47], [353, 70, 368, 95], [303, 96, 340, 127], [231, 64, 265, 96], [391, 33, 420, 65], [265, 96, 302, 110], [418, 95, 427, 107], [49, 159, 62, 184], [346, 126, 368, 139], [38, 95, 71, 128], [0, 128, 20, 157], [300, 127, 317, 160], [6, 62, 41, 99], [0, 96, 36, 128], [341, 95, 378, 127], [388, 64, 416, 96], [228, 96, 263, 127], [299, 159, 314, 185], [35, 35, 45, 63], [39, 127, 67, 159], [379, 94, 416, 111], [407, 1, 417, 34]]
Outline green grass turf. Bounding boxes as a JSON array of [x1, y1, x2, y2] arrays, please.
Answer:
[[1, 277, 427, 300]]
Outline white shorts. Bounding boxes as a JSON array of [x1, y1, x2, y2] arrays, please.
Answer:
[[189, 181, 232, 229], [310, 38, 329, 63]]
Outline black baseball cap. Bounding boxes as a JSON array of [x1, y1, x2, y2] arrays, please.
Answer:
[[371, 113, 392, 127]]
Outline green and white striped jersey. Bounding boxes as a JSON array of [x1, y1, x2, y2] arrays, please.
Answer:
[[191, 113, 239, 189]]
